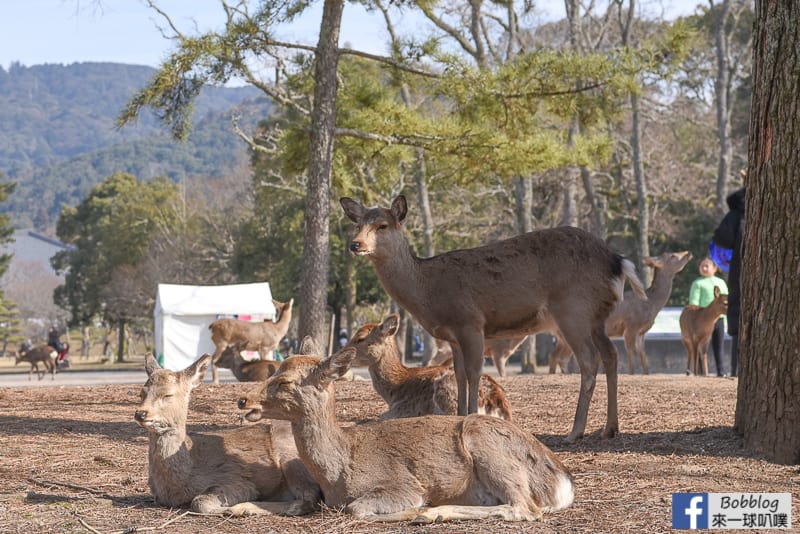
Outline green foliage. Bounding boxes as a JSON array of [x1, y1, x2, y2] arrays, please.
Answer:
[[52, 173, 180, 325]]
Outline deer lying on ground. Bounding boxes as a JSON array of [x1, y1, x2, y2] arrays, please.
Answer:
[[347, 314, 512, 420], [680, 286, 728, 376], [237, 348, 574, 523], [15, 345, 57, 381], [134, 353, 320, 516], [549, 250, 692, 375], [341, 195, 645, 443], [208, 298, 293, 384], [430, 336, 528, 377], [215, 344, 280, 382]]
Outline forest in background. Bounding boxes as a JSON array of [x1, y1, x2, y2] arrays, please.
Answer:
[[0, 62, 269, 229], [0, 1, 753, 354]]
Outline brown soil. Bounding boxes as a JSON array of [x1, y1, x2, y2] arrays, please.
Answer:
[[0, 370, 797, 533]]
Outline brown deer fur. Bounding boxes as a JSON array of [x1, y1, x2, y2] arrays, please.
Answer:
[[347, 315, 512, 420], [341, 195, 645, 442], [549, 251, 692, 375], [237, 349, 574, 523], [208, 298, 293, 384], [15, 345, 57, 381], [215, 344, 280, 382], [679, 286, 729, 376], [134, 353, 320, 516]]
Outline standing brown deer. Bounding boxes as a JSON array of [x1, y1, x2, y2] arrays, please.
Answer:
[[347, 314, 512, 420], [208, 298, 293, 384], [15, 345, 57, 381], [548, 250, 692, 375], [134, 353, 320, 516], [237, 349, 574, 523], [680, 286, 729, 376], [341, 195, 645, 442]]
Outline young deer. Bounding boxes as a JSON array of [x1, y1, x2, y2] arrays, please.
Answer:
[[549, 250, 692, 375], [430, 336, 527, 377], [15, 345, 57, 381], [134, 353, 320, 516], [215, 344, 280, 382], [680, 286, 729, 376], [347, 314, 512, 420], [237, 349, 574, 523], [341, 195, 645, 442], [208, 298, 293, 384]]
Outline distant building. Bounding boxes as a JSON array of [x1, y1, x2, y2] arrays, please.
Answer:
[[4, 229, 74, 278]]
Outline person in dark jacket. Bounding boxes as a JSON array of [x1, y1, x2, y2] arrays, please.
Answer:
[[712, 187, 745, 376]]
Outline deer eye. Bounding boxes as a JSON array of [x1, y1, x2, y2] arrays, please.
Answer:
[[376, 223, 388, 231]]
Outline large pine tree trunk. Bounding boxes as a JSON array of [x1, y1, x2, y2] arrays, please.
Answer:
[[297, 0, 344, 345], [735, 0, 800, 465]]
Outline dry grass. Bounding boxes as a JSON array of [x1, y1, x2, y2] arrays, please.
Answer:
[[0, 370, 797, 533]]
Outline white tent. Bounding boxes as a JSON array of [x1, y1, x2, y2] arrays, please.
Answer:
[[153, 283, 277, 371]]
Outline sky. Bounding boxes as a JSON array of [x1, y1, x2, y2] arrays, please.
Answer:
[[0, 0, 704, 72]]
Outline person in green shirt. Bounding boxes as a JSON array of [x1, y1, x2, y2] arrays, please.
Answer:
[[688, 257, 729, 377]]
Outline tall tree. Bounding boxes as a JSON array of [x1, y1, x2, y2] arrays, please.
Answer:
[[0, 177, 20, 349], [52, 173, 180, 361], [735, 0, 800, 464]]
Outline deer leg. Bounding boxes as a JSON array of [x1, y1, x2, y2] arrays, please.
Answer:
[[453, 330, 485, 415], [594, 328, 619, 439], [562, 330, 599, 443], [494, 354, 506, 377], [448, 343, 469, 416], [623, 332, 636, 374], [636, 334, 649, 375]]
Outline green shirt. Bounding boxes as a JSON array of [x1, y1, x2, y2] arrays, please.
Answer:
[[689, 275, 728, 316]]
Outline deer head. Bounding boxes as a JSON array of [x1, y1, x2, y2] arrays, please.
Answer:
[[340, 196, 408, 259], [346, 314, 400, 366]]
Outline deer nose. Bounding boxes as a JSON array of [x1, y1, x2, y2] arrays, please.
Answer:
[[349, 241, 361, 253], [237, 398, 247, 409], [134, 410, 148, 422]]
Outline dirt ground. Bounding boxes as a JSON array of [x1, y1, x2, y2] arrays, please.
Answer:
[[0, 366, 797, 533]]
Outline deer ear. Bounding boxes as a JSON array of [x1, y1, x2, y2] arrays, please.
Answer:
[[317, 347, 356, 385], [340, 197, 365, 223], [381, 314, 401, 337], [144, 352, 161, 376], [391, 196, 408, 222], [186, 354, 211, 387]]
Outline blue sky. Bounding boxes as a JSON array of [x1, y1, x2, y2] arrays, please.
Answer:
[[0, 0, 702, 71]]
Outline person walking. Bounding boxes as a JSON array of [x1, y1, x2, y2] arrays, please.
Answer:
[[712, 187, 745, 377], [688, 257, 729, 376]]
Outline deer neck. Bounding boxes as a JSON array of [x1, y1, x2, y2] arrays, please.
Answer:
[[148, 424, 193, 492], [645, 269, 676, 307], [274, 307, 292, 335], [368, 340, 412, 402], [370, 239, 429, 317], [290, 391, 350, 496]]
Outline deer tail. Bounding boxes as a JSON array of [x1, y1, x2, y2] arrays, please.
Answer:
[[621, 258, 647, 300]]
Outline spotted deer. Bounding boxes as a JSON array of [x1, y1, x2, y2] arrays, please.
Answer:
[[215, 343, 280, 382], [347, 314, 512, 420], [134, 353, 320, 516], [237, 349, 574, 523], [341, 195, 645, 442]]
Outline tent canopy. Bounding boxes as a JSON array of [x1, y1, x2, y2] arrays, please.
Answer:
[[154, 282, 276, 371]]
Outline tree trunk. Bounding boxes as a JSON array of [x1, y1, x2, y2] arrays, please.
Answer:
[[713, 0, 733, 214], [297, 0, 344, 344], [116, 320, 125, 363], [735, 0, 800, 465], [630, 92, 650, 282], [513, 175, 535, 373], [412, 148, 437, 365]]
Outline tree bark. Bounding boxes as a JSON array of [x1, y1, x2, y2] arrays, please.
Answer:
[[735, 0, 800, 465], [713, 0, 733, 214], [297, 0, 344, 344]]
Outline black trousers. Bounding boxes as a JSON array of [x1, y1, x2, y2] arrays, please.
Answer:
[[710, 318, 726, 376]]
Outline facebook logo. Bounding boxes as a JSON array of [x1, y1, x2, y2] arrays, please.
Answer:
[[673, 493, 709, 529]]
